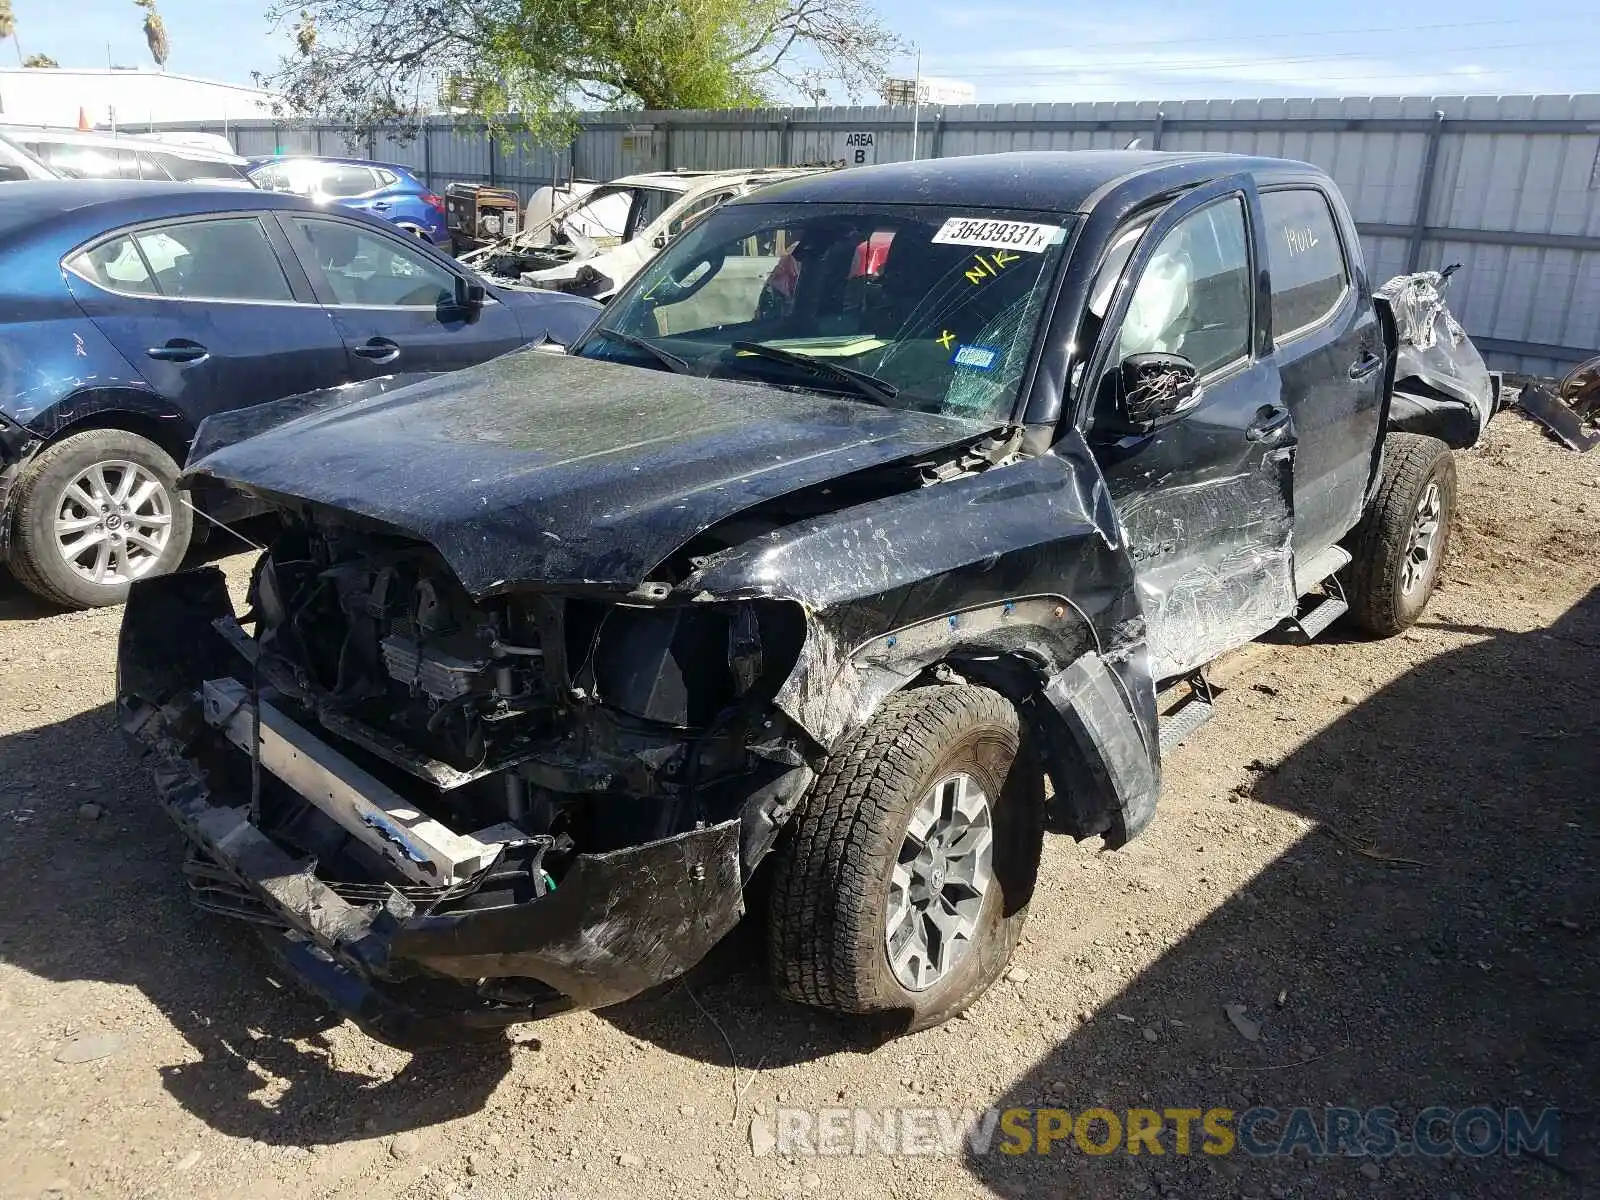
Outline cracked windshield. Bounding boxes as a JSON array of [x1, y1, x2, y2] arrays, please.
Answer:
[[577, 203, 1073, 422]]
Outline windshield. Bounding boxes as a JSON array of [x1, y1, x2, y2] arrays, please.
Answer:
[[576, 201, 1073, 423]]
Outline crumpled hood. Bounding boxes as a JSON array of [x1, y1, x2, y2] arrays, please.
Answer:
[[187, 350, 988, 596]]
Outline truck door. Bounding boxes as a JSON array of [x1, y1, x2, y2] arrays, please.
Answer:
[[1082, 177, 1298, 683], [1257, 186, 1385, 557]]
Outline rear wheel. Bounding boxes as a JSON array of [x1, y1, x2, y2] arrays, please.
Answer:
[[8, 429, 193, 609], [1342, 432, 1455, 636], [766, 684, 1044, 1032]]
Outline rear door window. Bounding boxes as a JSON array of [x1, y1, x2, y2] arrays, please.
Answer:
[[74, 218, 296, 302], [1261, 189, 1350, 341], [66, 236, 159, 294], [320, 165, 380, 197]]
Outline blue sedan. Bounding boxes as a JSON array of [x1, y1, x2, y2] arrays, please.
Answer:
[[247, 156, 452, 246], [0, 180, 601, 608]]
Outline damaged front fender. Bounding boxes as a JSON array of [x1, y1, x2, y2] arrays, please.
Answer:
[[683, 430, 1161, 845]]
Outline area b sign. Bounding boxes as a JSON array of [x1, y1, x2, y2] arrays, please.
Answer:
[[837, 131, 876, 167]]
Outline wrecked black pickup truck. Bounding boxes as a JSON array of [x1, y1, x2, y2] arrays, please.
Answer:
[[118, 151, 1495, 1047]]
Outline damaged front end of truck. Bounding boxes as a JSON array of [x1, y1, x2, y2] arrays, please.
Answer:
[[114, 350, 1160, 1047]]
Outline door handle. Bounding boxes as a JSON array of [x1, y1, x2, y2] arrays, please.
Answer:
[[1348, 350, 1384, 380], [371, 201, 391, 211], [146, 339, 208, 364], [1246, 404, 1292, 442], [352, 337, 402, 364]]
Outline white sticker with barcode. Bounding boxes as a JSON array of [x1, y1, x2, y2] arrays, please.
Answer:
[[931, 217, 1063, 253]]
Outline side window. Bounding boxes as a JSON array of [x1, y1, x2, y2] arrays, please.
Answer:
[[320, 165, 379, 197], [1115, 197, 1251, 377], [65, 236, 159, 295], [156, 153, 249, 183], [134, 151, 170, 180], [135, 218, 294, 302], [34, 142, 108, 178], [375, 168, 399, 187], [665, 191, 734, 239], [292, 217, 456, 307], [1260, 189, 1349, 340], [251, 163, 291, 191]]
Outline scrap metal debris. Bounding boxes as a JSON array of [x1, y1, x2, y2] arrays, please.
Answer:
[[1515, 355, 1600, 452], [1223, 1002, 1261, 1042]]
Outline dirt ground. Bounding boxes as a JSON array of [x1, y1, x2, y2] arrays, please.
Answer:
[[0, 412, 1594, 1200]]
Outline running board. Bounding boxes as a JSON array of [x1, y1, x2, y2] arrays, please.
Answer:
[[1292, 593, 1349, 641], [1158, 673, 1216, 754]]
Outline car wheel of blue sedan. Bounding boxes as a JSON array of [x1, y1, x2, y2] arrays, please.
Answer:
[[9, 429, 194, 610]]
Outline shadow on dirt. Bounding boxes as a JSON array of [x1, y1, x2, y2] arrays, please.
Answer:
[[962, 589, 1598, 1199], [0, 702, 513, 1145]]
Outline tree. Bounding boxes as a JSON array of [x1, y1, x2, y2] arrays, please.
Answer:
[[134, 0, 169, 69], [23, 52, 57, 67], [264, 0, 899, 140], [0, 0, 23, 66]]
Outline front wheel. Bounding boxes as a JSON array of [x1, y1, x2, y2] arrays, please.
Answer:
[[766, 684, 1044, 1033], [1342, 432, 1456, 636], [7, 429, 193, 609]]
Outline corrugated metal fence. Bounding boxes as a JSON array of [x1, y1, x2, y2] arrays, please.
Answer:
[[137, 95, 1600, 375]]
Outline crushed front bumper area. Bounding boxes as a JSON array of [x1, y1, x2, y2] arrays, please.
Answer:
[[117, 569, 745, 1049]]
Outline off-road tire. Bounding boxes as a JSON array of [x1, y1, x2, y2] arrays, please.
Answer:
[[767, 684, 1045, 1032], [1342, 432, 1455, 636], [8, 429, 193, 610]]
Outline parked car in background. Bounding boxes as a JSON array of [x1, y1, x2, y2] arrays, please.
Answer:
[[247, 156, 450, 247], [0, 180, 601, 609], [460, 167, 833, 300], [129, 131, 239, 156], [0, 134, 56, 181], [0, 126, 254, 186]]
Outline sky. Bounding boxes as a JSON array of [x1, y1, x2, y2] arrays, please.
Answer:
[[5, 0, 1598, 103]]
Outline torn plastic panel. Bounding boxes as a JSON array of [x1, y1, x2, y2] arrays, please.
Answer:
[[1375, 270, 1496, 449]]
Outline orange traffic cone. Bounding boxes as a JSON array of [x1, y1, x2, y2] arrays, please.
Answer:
[[77, 106, 92, 131]]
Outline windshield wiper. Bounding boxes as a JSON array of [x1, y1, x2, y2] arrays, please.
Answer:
[[728, 341, 900, 405], [590, 327, 696, 375]]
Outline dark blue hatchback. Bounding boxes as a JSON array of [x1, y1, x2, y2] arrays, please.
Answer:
[[0, 180, 601, 608]]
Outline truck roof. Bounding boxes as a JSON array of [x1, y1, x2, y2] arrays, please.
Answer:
[[736, 150, 1324, 213], [608, 166, 832, 193]]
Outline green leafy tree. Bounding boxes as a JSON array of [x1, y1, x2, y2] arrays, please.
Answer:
[[264, 0, 899, 140], [23, 51, 57, 67]]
